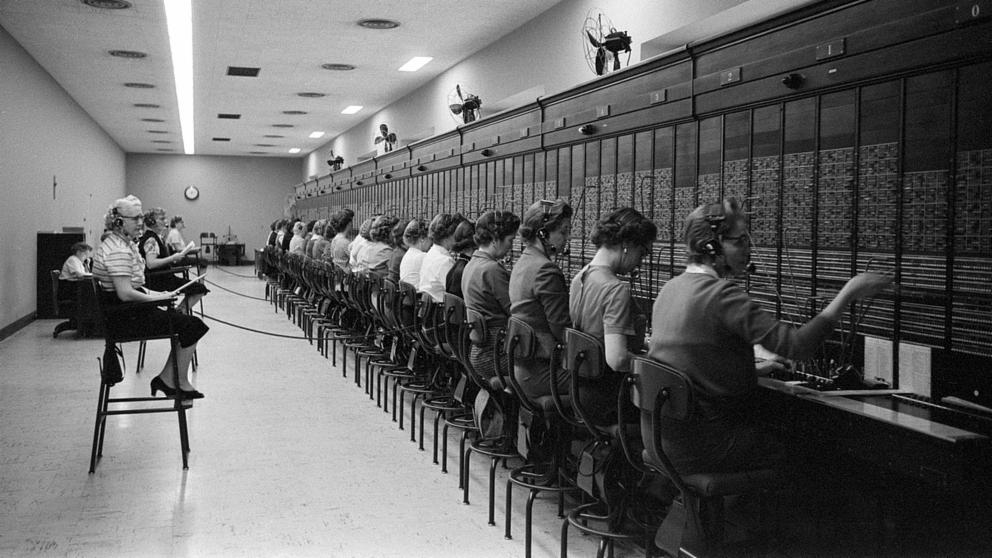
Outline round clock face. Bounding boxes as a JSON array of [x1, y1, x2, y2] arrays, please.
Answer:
[[184, 186, 199, 200]]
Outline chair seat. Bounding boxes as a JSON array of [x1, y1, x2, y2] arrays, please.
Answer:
[[683, 468, 778, 497]]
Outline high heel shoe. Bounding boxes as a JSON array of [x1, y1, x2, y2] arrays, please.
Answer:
[[150, 376, 177, 397], [179, 388, 205, 400]]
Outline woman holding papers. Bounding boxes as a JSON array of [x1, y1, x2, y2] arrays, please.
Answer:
[[139, 207, 208, 314], [92, 195, 208, 399]]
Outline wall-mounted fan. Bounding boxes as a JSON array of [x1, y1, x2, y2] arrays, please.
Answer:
[[448, 84, 482, 125], [327, 149, 344, 171], [374, 123, 397, 154], [582, 9, 632, 76]]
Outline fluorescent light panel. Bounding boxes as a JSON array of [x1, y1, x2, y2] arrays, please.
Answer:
[[398, 56, 433, 72], [308, 131, 325, 139], [341, 105, 363, 114], [289, 148, 301, 154], [164, 0, 194, 154]]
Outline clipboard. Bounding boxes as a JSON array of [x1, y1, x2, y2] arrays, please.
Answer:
[[165, 272, 207, 297]]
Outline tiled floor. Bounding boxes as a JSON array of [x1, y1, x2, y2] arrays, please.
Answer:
[[0, 267, 634, 558]]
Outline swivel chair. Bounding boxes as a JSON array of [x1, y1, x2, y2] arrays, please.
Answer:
[[631, 357, 778, 557]]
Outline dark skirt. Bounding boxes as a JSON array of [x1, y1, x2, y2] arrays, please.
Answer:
[[144, 269, 210, 297], [102, 292, 208, 348]]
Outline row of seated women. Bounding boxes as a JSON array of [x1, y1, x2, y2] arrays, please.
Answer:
[[274, 196, 891, 479]]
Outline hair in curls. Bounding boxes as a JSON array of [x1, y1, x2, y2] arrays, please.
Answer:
[[428, 213, 464, 242], [451, 220, 477, 252], [391, 218, 407, 248], [328, 208, 355, 236], [590, 207, 657, 249], [403, 218, 429, 245], [170, 215, 184, 227], [519, 199, 572, 242], [370, 215, 400, 244], [358, 218, 375, 241], [683, 198, 744, 264], [143, 207, 165, 228], [474, 211, 520, 246]]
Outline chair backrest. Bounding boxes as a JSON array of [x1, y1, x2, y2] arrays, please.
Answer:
[[443, 293, 466, 362], [631, 356, 694, 487], [50, 270, 61, 316], [504, 316, 543, 414], [563, 328, 606, 380]]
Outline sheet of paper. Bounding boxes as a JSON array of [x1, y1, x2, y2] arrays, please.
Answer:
[[899, 342, 932, 396], [863, 336, 893, 386]]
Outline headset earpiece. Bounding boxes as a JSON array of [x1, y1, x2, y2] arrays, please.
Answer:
[[111, 207, 124, 228], [701, 202, 727, 257], [537, 229, 548, 240]]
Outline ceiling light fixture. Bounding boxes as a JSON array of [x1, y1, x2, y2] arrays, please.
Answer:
[[341, 105, 363, 114], [254, 143, 276, 147], [263, 134, 285, 138], [141, 118, 165, 122], [109, 49, 147, 59], [282, 110, 308, 115], [398, 56, 433, 72], [308, 131, 326, 139], [357, 18, 399, 29], [124, 82, 155, 88], [272, 124, 294, 128], [289, 148, 302, 154], [297, 92, 326, 98], [133, 103, 161, 108], [81, 0, 132, 9], [321, 63, 356, 71], [164, 0, 194, 154], [249, 151, 267, 155]]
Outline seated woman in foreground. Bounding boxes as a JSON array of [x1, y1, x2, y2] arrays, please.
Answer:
[[92, 195, 208, 399]]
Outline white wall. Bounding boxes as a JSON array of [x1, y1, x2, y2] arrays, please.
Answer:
[[303, 0, 749, 179], [0, 24, 126, 331], [126, 154, 299, 251]]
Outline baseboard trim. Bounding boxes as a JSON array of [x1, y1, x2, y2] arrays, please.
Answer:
[[0, 312, 37, 342]]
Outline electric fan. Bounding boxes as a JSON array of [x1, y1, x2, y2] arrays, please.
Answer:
[[327, 149, 344, 171], [448, 84, 482, 124], [374, 123, 397, 153], [582, 9, 632, 76]]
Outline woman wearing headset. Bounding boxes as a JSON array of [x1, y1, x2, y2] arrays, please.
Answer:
[[569, 207, 656, 424], [461, 211, 520, 383], [508, 199, 573, 403], [649, 198, 891, 475], [139, 207, 207, 314], [91, 195, 208, 398]]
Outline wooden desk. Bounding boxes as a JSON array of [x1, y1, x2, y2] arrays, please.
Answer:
[[216, 243, 245, 266]]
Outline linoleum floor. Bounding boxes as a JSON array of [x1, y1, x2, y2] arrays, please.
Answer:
[[0, 266, 632, 558]]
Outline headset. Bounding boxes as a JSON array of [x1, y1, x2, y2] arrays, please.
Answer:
[[536, 199, 555, 240], [698, 202, 729, 257], [111, 207, 124, 228]]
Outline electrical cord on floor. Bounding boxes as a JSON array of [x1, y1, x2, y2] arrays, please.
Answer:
[[210, 265, 260, 279], [199, 312, 312, 339], [202, 278, 268, 301]]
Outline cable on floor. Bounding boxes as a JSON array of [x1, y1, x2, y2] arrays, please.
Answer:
[[202, 278, 268, 301]]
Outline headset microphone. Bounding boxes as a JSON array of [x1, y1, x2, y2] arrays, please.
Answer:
[[746, 261, 757, 274]]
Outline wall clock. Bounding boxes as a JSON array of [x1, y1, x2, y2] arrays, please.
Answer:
[[184, 185, 199, 200]]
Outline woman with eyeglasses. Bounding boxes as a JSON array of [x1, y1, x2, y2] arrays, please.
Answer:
[[648, 198, 892, 475], [508, 199, 573, 404], [569, 207, 656, 424], [92, 195, 208, 398]]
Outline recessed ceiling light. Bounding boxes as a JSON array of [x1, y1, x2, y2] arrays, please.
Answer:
[[81, 0, 131, 9], [217, 113, 241, 119], [263, 134, 285, 138], [141, 118, 165, 122], [249, 151, 267, 154], [272, 124, 294, 128], [398, 56, 433, 72], [321, 63, 356, 71], [152, 140, 172, 144], [297, 92, 326, 98], [358, 18, 400, 29], [282, 110, 308, 115], [155, 148, 175, 152], [147, 130, 169, 134], [212, 137, 231, 142], [124, 82, 155, 88], [341, 105, 363, 114], [308, 131, 326, 139], [227, 66, 260, 77], [109, 49, 147, 59], [254, 143, 276, 147], [289, 148, 302, 154], [134, 103, 160, 108]]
